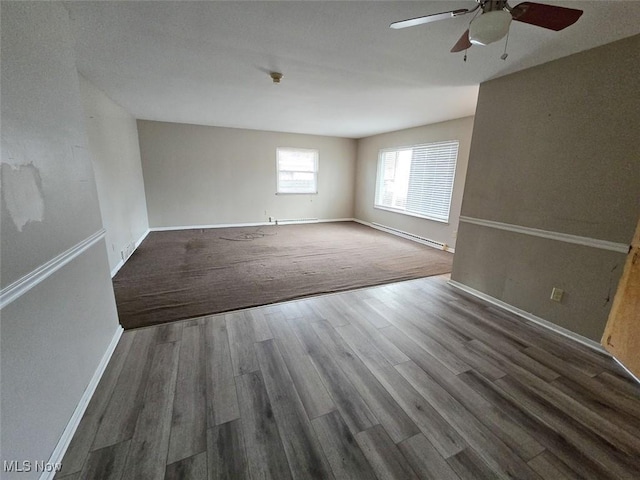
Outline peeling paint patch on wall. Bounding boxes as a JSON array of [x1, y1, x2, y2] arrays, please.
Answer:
[[1, 162, 45, 231]]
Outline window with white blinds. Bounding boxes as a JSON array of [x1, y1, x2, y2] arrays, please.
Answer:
[[374, 140, 459, 222], [276, 148, 318, 194]]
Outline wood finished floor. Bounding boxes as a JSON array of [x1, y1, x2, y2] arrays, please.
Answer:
[[57, 275, 640, 480]]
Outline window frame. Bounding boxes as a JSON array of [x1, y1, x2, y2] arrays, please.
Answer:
[[275, 147, 319, 195], [374, 140, 459, 224]]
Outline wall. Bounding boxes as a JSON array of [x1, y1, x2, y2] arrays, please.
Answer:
[[137, 120, 357, 228], [452, 35, 640, 342], [79, 76, 149, 273], [0, 3, 121, 476], [354, 116, 474, 249]]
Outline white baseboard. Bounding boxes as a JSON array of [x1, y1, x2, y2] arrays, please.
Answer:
[[110, 228, 150, 278], [275, 217, 354, 225], [353, 218, 455, 253], [40, 325, 124, 480], [110, 259, 125, 278], [150, 218, 354, 232], [135, 228, 150, 249], [447, 279, 607, 354], [151, 221, 272, 231], [148, 219, 455, 256], [318, 218, 353, 223], [612, 357, 640, 385]]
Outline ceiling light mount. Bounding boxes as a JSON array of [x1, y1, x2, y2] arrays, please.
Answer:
[[270, 72, 283, 84], [469, 9, 512, 46]]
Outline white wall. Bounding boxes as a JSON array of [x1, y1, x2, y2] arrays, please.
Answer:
[[137, 120, 357, 228], [0, 3, 120, 476], [79, 76, 149, 273], [354, 117, 474, 249]]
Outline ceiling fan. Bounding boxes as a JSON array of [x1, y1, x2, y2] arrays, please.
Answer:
[[390, 1, 583, 53]]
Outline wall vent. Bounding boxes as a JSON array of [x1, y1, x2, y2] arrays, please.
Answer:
[[371, 222, 447, 250], [121, 242, 135, 262]]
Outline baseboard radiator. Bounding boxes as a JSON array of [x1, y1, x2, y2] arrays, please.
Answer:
[[275, 218, 318, 225], [371, 222, 447, 250]]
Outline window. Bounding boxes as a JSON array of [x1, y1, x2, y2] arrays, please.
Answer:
[[375, 140, 459, 223], [276, 148, 318, 194]]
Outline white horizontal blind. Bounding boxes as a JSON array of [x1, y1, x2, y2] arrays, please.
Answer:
[[277, 148, 318, 194], [375, 140, 458, 222]]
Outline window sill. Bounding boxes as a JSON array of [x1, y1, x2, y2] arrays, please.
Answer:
[[374, 205, 449, 225]]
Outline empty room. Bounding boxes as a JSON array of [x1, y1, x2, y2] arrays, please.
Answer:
[[2, 1, 640, 479]]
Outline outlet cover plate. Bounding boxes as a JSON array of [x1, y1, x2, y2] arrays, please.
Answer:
[[550, 287, 564, 302]]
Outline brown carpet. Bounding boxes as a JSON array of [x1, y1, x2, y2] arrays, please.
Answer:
[[113, 222, 453, 329]]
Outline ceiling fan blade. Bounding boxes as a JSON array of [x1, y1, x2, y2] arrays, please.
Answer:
[[510, 2, 583, 31], [451, 30, 472, 53], [390, 8, 471, 29]]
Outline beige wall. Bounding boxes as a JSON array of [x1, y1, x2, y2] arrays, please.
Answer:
[[355, 117, 474, 249], [137, 120, 357, 228], [80, 76, 149, 273], [452, 35, 640, 341], [0, 3, 120, 475]]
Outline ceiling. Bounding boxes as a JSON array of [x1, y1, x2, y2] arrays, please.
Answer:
[[65, 1, 640, 139]]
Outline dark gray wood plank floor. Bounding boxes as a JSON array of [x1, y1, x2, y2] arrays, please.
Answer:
[[57, 275, 640, 479]]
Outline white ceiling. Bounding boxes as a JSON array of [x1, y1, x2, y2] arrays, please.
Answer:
[[65, 1, 640, 138]]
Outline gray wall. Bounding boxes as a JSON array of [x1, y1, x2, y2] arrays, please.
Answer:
[[80, 76, 149, 273], [0, 3, 120, 475], [137, 120, 357, 228], [452, 35, 640, 341], [355, 117, 474, 249]]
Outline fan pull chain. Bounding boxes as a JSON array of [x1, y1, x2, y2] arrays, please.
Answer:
[[501, 29, 510, 60]]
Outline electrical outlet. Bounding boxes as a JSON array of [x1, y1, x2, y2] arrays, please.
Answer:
[[550, 287, 564, 302], [269, 216, 274, 222]]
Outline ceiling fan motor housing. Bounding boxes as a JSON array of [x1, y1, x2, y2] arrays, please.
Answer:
[[481, 0, 510, 13]]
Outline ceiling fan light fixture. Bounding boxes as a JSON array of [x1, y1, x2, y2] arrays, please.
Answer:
[[469, 10, 512, 46]]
